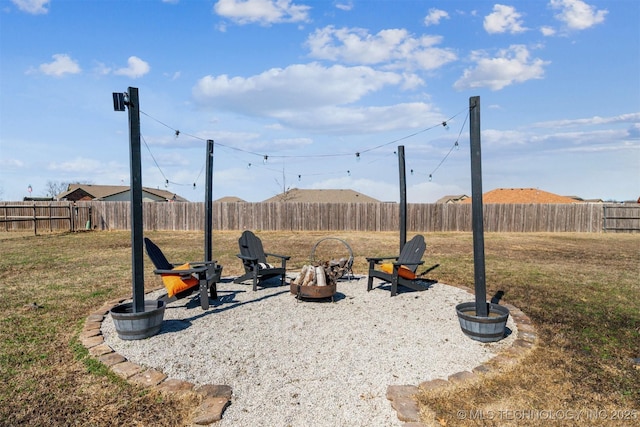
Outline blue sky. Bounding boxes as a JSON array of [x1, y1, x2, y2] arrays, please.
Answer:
[[1, 0, 638, 203]]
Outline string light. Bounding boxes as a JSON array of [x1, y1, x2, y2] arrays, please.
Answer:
[[423, 111, 470, 182], [138, 106, 470, 191]]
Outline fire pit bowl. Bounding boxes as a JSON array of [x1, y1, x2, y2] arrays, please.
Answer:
[[290, 282, 337, 300]]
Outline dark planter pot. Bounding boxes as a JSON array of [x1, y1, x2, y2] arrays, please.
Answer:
[[456, 302, 510, 343], [110, 300, 166, 340]]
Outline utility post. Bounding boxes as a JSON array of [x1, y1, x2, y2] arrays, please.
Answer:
[[127, 87, 145, 313], [469, 96, 488, 317], [398, 145, 407, 252], [204, 140, 214, 262]]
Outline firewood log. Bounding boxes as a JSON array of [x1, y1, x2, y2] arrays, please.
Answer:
[[302, 265, 315, 286], [293, 265, 308, 285], [315, 266, 326, 286]]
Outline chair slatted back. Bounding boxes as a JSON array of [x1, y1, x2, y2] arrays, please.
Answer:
[[144, 237, 173, 270], [238, 231, 268, 265], [397, 235, 426, 273]]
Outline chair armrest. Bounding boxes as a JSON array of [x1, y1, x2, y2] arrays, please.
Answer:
[[237, 254, 259, 262], [189, 260, 218, 268], [265, 252, 291, 260], [366, 256, 398, 263], [392, 260, 424, 267], [153, 265, 207, 275]]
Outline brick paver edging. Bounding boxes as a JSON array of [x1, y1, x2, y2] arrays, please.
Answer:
[[386, 283, 538, 426], [79, 292, 231, 426]]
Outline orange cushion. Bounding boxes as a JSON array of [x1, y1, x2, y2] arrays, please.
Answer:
[[379, 263, 417, 280], [161, 263, 199, 298]]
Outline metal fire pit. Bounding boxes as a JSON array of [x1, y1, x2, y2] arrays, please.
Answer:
[[290, 282, 337, 301]]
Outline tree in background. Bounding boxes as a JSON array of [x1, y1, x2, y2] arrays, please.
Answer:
[[44, 181, 69, 198]]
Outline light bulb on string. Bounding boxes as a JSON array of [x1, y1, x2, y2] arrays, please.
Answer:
[[428, 174, 432, 182], [165, 179, 169, 188], [263, 155, 268, 165], [355, 152, 360, 162], [298, 174, 301, 181], [454, 141, 459, 151], [247, 162, 252, 169], [193, 183, 196, 190], [442, 121, 449, 130], [175, 130, 180, 138], [410, 169, 414, 176], [347, 170, 351, 176]]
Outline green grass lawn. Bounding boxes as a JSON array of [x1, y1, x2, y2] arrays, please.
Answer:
[[0, 230, 638, 426]]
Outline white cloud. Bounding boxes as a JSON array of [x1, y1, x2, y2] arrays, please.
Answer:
[[193, 60, 449, 134], [48, 157, 108, 173], [11, 0, 49, 14], [306, 26, 456, 70], [114, 56, 150, 78], [484, 4, 527, 34], [453, 45, 549, 91], [0, 158, 25, 169], [627, 123, 640, 139], [424, 8, 449, 27], [272, 103, 443, 134], [213, 0, 311, 25], [550, 0, 607, 30], [481, 129, 528, 147], [194, 62, 402, 115], [335, 1, 353, 12], [532, 112, 640, 128], [34, 54, 81, 77], [540, 26, 556, 36]]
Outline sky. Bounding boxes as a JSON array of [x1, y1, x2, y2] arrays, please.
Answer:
[[0, 0, 638, 203]]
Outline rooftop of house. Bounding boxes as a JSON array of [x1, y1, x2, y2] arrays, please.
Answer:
[[57, 184, 189, 202], [461, 188, 580, 204], [261, 188, 381, 203], [215, 196, 246, 203], [435, 194, 469, 204]]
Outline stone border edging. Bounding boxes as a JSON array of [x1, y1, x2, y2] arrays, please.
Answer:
[[80, 294, 232, 426], [385, 284, 538, 426], [81, 282, 537, 426]]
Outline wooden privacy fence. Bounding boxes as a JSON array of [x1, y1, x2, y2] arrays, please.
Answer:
[[3, 201, 636, 233], [0, 203, 93, 234]]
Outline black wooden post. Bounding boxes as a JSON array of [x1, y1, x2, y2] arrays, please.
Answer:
[[204, 140, 214, 262], [398, 145, 407, 252], [128, 87, 145, 313], [469, 96, 488, 317]]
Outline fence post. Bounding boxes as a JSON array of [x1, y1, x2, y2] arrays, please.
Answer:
[[32, 204, 37, 235]]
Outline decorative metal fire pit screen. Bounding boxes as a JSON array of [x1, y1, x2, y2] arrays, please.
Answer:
[[290, 238, 354, 301]]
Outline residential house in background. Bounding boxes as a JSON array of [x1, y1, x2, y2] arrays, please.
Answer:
[[435, 195, 469, 204], [215, 196, 246, 203], [460, 188, 581, 204], [262, 188, 381, 203], [57, 184, 189, 202]]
